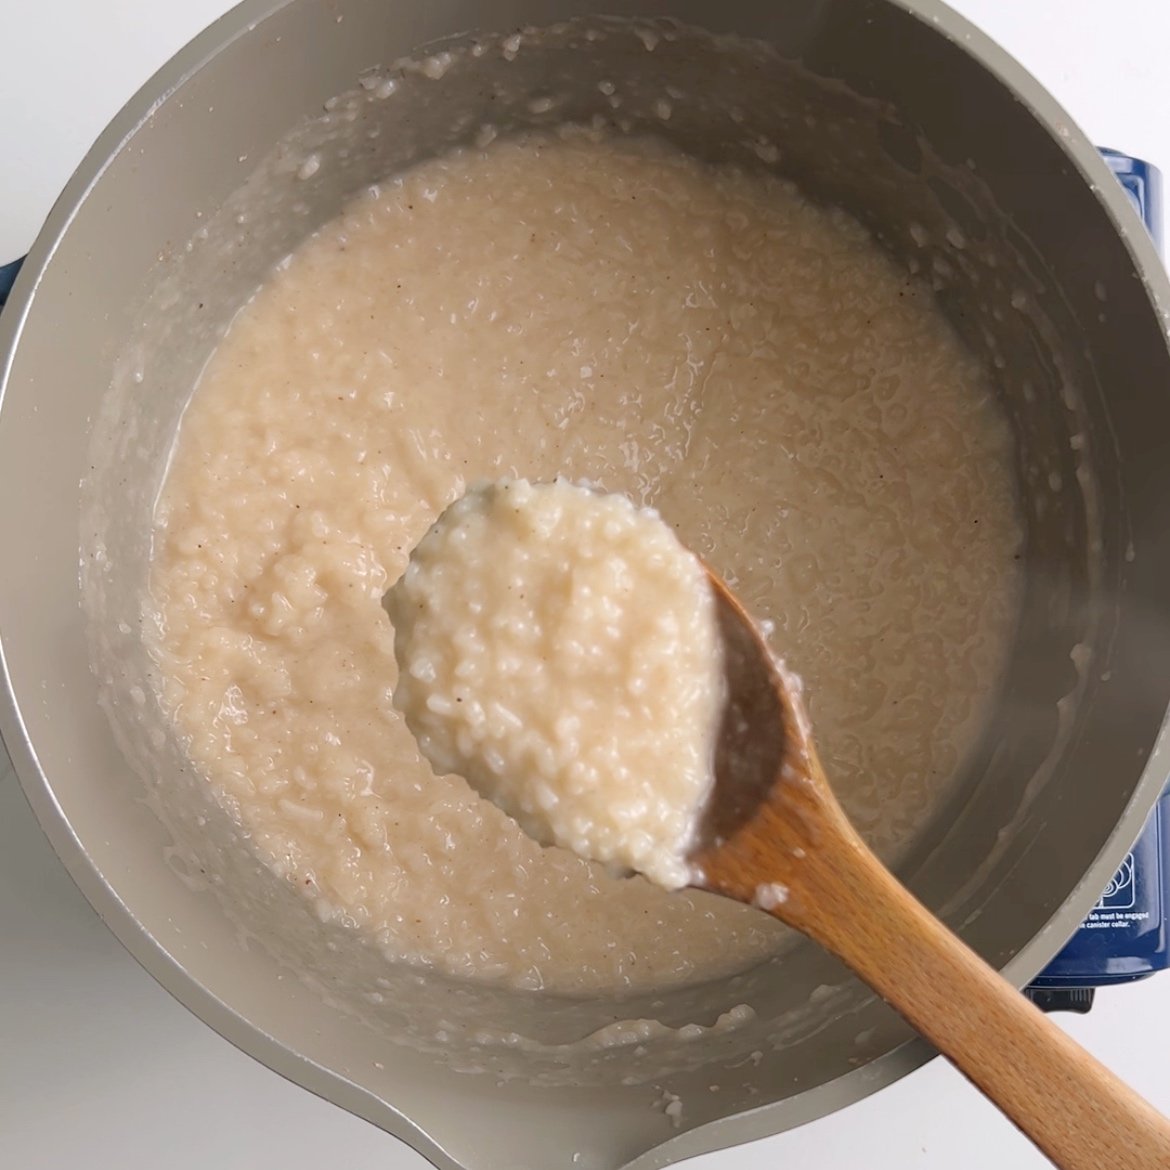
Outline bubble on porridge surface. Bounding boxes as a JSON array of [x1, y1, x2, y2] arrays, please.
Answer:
[[385, 479, 724, 890], [149, 130, 1022, 996]]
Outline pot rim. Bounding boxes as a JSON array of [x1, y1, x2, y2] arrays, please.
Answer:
[[1, 1, 1168, 1167]]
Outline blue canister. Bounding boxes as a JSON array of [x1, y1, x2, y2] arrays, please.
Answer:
[[1030, 791, 1170, 993], [1027, 150, 1167, 1010], [0, 256, 24, 308], [1099, 148, 1163, 252]]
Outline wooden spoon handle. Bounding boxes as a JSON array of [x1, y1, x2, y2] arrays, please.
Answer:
[[785, 838, 1170, 1170]]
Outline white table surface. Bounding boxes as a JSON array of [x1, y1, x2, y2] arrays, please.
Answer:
[[2, 2, 1169, 1168]]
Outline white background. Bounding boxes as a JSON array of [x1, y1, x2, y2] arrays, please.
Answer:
[[1, 2, 1169, 1168]]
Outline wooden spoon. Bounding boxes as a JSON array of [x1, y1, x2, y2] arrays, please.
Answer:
[[691, 568, 1170, 1170]]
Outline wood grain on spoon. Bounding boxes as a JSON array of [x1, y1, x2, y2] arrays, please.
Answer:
[[693, 568, 1170, 1170]]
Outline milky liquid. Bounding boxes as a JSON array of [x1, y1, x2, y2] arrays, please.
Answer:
[[149, 130, 1022, 995]]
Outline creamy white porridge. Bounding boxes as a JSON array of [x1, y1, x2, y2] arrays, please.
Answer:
[[385, 478, 723, 890], [149, 129, 1022, 995]]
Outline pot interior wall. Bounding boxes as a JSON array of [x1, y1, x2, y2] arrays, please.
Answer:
[[3, 3, 1169, 1169]]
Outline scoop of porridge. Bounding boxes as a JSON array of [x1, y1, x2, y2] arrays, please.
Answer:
[[385, 478, 723, 890], [149, 129, 1022, 995]]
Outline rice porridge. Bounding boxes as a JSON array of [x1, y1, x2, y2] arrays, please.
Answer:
[[385, 478, 724, 891], [149, 130, 1022, 995]]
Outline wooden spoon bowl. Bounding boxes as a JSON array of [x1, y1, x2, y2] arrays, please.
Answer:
[[692, 568, 1170, 1170]]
